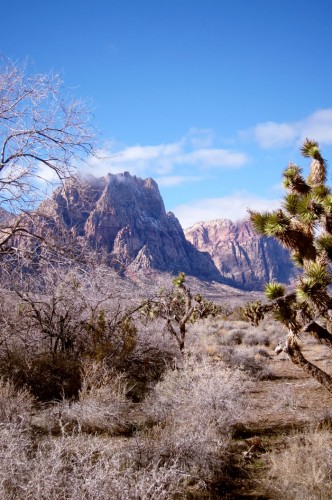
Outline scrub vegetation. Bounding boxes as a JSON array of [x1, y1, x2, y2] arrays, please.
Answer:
[[0, 58, 332, 498]]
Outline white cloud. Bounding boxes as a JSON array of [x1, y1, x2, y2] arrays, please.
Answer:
[[251, 122, 297, 149], [299, 109, 332, 143], [176, 148, 248, 168], [155, 175, 202, 187], [172, 192, 281, 229], [243, 108, 332, 149], [187, 127, 215, 148], [116, 143, 183, 163], [82, 130, 249, 179]]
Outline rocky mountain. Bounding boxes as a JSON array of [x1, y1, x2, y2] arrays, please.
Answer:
[[35, 172, 223, 282], [184, 219, 296, 291], [13, 173, 297, 291]]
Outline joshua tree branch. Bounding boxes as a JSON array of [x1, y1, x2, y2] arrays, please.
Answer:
[[303, 321, 332, 348]]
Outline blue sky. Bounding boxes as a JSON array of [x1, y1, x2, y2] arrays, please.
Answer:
[[2, 0, 332, 227]]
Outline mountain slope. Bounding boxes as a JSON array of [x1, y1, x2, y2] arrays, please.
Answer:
[[184, 219, 296, 291], [36, 173, 223, 282]]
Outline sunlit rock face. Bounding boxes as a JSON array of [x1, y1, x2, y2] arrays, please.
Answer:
[[26, 175, 296, 290], [37, 172, 223, 282], [184, 219, 296, 291]]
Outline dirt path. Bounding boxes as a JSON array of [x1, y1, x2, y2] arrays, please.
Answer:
[[225, 343, 332, 498]]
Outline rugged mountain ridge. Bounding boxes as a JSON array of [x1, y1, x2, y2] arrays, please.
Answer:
[[19, 173, 296, 290], [184, 219, 296, 290], [36, 172, 223, 282]]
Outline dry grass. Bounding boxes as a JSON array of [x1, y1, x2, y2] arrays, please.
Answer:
[[2, 274, 332, 498], [262, 429, 332, 499], [0, 356, 252, 499], [38, 361, 134, 436], [0, 431, 190, 499], [0, 377, 34, 426]]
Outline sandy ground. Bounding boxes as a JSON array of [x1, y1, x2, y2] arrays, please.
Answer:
[[226, 342, 332, 499]]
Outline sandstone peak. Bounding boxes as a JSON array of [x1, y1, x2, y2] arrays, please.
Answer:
[[185, 218, 296, 291], [36, 173, 223, 282]]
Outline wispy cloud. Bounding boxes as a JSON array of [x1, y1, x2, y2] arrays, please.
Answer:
[[82, 129, 249, 180], [175, 148, 248, 168], [172, 192, 281, 228], [248, 122, 297, 149], [242, 108, 332, 149], [187, 127, 215, 148], [300, 109, 332, 143], [155, 175, 202, 187]]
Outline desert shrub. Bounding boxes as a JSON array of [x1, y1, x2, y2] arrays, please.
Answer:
[[262, 429, 332, 499], [0, 319, 178, 403], [243, 330, 270, 347], [0, 350, 82, 401], [83, 311, 138, 362], [0, 377, 34, 425], [221, 347, 273, 380], [218, 328, 244, 345], [42, 361, 134, 436], [112, 319, 181, 402], [0, 430, 191, 499], [143, 357, 248, 427], [28, 353, 82, 401], [139, 357, 250, 488]]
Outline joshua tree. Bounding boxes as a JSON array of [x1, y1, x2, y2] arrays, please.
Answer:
[[142, 272, 222, 352], [247, 139, 332, 392]]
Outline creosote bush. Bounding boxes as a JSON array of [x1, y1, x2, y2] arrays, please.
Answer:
[[140, 357, 250, 486]]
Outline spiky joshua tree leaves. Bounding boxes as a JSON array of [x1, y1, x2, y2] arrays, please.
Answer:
[[247, 139, 332, 393]]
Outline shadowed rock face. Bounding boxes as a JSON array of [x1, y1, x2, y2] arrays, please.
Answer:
[[37, 173, 223, 282], [184, 219, 296, 291]]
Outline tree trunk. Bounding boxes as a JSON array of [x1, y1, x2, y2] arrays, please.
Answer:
[[286, 334, 332, 393]]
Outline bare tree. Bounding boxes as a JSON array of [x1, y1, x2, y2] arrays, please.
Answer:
[[0, 56, 95, 248]]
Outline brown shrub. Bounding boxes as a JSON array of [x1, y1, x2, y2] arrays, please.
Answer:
[[139, 357, 250, 487], [262, 429, 332, 499], [0, 377, 34, 425], [0, 350, 82, 401]]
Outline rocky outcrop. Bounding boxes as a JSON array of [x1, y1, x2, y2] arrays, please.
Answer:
[[36, 173, 223, 282], [184, 219, 296, 291], [16, 174, 296, 290]]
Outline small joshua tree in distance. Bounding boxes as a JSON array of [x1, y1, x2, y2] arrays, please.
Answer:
[[142, 272, 222, 352]]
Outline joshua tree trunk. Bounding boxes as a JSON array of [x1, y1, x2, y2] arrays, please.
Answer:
[[285, 333, 332, 393]]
